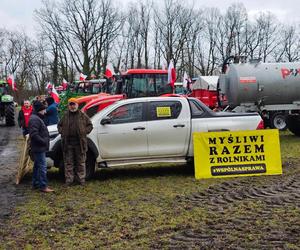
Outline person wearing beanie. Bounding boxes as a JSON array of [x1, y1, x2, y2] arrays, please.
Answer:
[[45, 96, 59, 125], [28, 101, 54, 193], [58, 98, 93, 186]]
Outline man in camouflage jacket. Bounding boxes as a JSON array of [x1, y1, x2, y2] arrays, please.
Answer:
[[58, 98, 93, 185]]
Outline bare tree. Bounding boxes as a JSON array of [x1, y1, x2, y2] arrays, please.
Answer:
[[280, 25, 300, 62], [154, 0, 193, 68], [254, 12, 280, 62]]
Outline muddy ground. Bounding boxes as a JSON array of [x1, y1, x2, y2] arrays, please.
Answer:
[[163, 160, 300, 248], [0, 125, 299, 248], [0, 123, 25, 226]]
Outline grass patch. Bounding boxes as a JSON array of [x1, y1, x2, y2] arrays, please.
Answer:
[[1, 131, 300, 249]]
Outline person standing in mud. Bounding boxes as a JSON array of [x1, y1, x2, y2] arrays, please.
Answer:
[[17, 100, 33, 137], [58, 98, 93, 186], [29, 101, 53, 193]]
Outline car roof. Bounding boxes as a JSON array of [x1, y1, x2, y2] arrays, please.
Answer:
[[118, 96, 187, 104]]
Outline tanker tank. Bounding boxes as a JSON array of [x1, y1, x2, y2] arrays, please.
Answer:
[[218, 60, 300, 132], [220, 61, 300, 108]]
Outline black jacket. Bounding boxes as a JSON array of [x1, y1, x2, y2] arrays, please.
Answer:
[[17, 110, 26, 128], [29, 112, 50, 153]]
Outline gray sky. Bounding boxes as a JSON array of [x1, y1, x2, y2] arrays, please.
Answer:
[[0, 0, 299, 35]]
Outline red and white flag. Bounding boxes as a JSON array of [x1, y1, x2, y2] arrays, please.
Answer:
[[62, 78, 68, 90], [46, 82, 60, 103], [105, 63, 115, 78], [167, 60, 176, 89], [79, 73, 87, 81], [182, 71, 188, 88], [7, 74, 17, 91]]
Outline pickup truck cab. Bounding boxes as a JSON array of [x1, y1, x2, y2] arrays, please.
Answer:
[[48, 96, 263, 179]]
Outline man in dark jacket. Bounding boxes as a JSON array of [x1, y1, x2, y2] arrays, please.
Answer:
[[18, 100, 33, 137], [45, 96, 58, 125], [58, 98, 93, 186], [29, 101, 53, 193]]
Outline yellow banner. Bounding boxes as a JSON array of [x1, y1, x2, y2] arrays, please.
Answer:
[[193, 129, 282, 179]]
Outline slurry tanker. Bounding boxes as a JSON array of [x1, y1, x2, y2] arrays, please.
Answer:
[[218, 56, 300, 134]]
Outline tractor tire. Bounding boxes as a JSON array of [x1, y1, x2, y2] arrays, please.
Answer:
[[287, 115, 300, 136], [57, 150, 95, 181], [270, 112, 287, 131], [5, 102, 15, 126]]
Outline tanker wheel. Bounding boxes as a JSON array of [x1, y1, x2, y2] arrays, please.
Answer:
[[57, 150, 95, 181], [5, 102, 15, 126], [270, 112, 287, 131], [287, 115, 300, 136]]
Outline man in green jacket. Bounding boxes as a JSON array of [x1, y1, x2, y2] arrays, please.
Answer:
[[58, 98, 93, 186]]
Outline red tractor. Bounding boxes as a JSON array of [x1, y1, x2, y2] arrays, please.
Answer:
[[80, 69, 223, 117], [82, 69, 173, 117]]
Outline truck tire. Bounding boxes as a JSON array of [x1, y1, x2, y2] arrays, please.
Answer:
[[186, 157, 195, 173], [270, 112, 287, 130], [5, 103, 15, 126], [287, 115, 300, 136], [57, 150, 95, 181], [85, 150, 96, 180]]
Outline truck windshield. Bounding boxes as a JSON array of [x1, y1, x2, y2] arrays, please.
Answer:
[[175, 85, 184, 94], [127, 74, 172, 98]]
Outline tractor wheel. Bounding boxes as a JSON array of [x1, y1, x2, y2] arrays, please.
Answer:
[[287, 115, 300, 136], [5, 102, 15, 126], [270, 112, 287, 131]]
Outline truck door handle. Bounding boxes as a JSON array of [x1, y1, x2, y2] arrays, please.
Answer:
[[208, 129, 229, 132], [133, 127, 145, 130], [173, 124, 185, 128]]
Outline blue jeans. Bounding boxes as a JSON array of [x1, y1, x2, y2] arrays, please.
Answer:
[[32, 152, 48, 189]]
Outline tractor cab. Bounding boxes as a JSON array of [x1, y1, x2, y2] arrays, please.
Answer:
[[0, 82, 8, 95], [74, 78, 110, 95], [112, 69, 171, 98]]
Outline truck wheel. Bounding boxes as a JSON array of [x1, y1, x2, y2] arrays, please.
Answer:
[[5, 103, 15, 126], [58, 151, 95, 181], [186, 157, 195, 173], [270, 112, 287, 130], [287, 115, 300, 136], [85, 150, 96, 180], [58, 158, 65, 180]]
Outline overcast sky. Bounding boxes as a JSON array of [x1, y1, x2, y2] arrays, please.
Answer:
[[0, 0, 299, 35]]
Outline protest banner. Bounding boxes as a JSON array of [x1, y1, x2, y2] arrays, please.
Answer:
[[193, 129, 282, 179]]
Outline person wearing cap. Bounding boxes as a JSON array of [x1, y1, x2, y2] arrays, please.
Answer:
[[58, 98, 93, 186], [28, 101, 53, 193]]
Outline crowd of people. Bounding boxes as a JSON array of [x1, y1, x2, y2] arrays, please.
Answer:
[[18, 91, 92, 193]]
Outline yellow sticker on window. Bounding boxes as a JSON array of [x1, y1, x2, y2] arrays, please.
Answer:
[[156, 107, 171, 117]]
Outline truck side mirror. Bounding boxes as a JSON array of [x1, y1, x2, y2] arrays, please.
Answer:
[[100, 116, 112, 125]]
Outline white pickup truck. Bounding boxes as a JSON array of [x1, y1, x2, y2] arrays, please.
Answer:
[[47, 96, 263, 179]]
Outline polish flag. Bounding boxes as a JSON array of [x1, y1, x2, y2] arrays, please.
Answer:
[[7, 74, 17, 91], [167, 60, 176, 89], [79, 73, 87, 81], [105, 63, 115, 78], [46, 82, 60, 103], [182, 71, 188, 88], [62, 78, 68, 90]]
